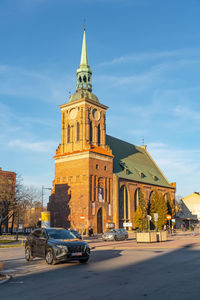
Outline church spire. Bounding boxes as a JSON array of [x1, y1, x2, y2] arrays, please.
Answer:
[[80, 29, 88, 66], [76, 29, 92, 92]]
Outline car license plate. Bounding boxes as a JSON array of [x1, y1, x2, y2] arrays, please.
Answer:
[[71, 252, 82, 256]]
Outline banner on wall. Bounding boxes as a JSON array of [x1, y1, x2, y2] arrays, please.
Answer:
[[98, 187, 104, 202]]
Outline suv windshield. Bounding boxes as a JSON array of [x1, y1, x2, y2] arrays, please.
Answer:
[[46, 229, 76, 240]]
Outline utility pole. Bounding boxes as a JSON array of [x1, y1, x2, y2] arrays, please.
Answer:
[[41, 186, 51, 211]]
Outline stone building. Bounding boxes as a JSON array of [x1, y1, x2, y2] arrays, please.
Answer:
[[48, 30, 176, 233]]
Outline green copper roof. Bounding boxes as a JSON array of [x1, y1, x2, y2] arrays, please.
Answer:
[[106, 135, 173, 189], [76, 29, 93, 92], [69, 89, 99, 103]]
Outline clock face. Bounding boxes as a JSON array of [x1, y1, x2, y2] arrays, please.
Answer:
[[69, 108, 77, 120], [92, 108, 101, 121]]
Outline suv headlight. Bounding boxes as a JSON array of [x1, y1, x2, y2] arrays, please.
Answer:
[[84, 245, 90, 255], [56, 245, 68, 254]]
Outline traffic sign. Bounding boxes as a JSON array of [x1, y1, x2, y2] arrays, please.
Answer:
[[172, 219, 176, 223], [166, 215, 171, 220], [154, 213, 158, 221], [147, 215, 152, 221], [80, 215, 85, 220]]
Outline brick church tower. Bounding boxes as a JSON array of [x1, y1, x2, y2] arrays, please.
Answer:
[[48, 29, 113, 233]]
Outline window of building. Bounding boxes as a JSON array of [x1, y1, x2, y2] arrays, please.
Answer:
[[97, 124, 101, 146], [96, 164, 99, 170], [98, 177, 104, 202], [67, 125, 70, 143], [91, 202, 95, 216], [104, 166, 107, 171], [108, 204, 111, 216], [89, 121, 93, 143], [76, 122, 80, 141]]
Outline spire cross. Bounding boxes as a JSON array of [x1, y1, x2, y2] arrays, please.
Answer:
[[83, 18, 86, 31]]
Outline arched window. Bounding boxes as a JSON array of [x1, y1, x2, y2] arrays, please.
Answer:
[[89, 121, 93, 143], [79, 76, 82, 83], [98, 177, 104, 202], [83, 75, 87, 83], [119, 185, 129, 228], [67, 125, 70, 143], [97, 124, 101, 146], [134, 188, 141, 211], [76, 122, 80, 141]]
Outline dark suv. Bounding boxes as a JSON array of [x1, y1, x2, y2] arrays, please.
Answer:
[[25, 227, 90, 265]]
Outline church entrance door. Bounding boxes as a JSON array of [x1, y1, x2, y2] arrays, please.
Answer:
[[97, 208, 103, 233]]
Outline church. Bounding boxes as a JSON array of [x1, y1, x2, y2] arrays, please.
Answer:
[[47, 30, 176, 234]]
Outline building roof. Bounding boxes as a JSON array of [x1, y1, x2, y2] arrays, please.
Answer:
[[182, 192, 200, 202], [106, 135, 173, 189]]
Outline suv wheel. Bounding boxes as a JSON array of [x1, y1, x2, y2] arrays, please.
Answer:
[[25, 246, 33, 261], [45, 248, 56, 265], [79, 258, 89, 264]]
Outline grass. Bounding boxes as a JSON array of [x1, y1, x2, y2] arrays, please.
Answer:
[[0, 240, 17, 244], [0, 244, 23, 248]]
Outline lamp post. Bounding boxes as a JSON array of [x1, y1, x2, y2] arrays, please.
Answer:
[[41, 186, 51, 211]]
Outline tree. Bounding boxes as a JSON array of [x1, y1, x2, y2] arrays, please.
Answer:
[[175, 195, 183, 217], [150, 190, 168, 230], [138, 189, 147, 215], [133, 205, 147, 231], [0, 173, 16, 234], [165, 193, 175, 217], [133, 189, 148, 231], [14, 182, 42, 230]]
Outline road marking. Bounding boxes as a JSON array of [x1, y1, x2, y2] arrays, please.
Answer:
[[2, 269, 16, 273]]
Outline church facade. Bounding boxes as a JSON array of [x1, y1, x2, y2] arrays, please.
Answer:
[[48, 30, 176, 233]]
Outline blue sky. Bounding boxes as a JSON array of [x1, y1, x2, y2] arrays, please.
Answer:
[[1, 0, 200, 203]]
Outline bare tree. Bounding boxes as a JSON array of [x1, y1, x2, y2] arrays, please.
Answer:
[[0, 173, 15, 234], [0, 173, 42, 235]]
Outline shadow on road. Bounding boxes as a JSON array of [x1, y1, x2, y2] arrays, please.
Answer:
[[1, 245, 200, 300]]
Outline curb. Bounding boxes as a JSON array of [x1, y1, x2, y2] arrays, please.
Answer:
[[0, 274, 11, 284]]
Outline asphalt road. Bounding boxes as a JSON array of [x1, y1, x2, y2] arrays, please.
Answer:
[[1, 242, 200, 300]]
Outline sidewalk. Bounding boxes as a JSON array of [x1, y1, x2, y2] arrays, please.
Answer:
[[87, 231, 200, 250]]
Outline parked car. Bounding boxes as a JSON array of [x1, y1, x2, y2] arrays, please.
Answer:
[[102, 229, 128, 241], [70, 229, 82, 239], [117, 228, 128, 239], [25, 227, 90, 265]]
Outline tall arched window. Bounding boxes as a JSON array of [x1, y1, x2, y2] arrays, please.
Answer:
[[134, 188, 141, 211], [67, 125, 70, 143], [97, 124, 101, 146], [119, 185, 129, 228], [89, 121, 93, 143], [76, 122, 80, 141], [98, 177, 104, 202]]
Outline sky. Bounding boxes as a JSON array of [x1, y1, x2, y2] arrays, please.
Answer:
[[0, 0, 200, 204]]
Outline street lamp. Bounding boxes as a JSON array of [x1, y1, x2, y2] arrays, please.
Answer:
[[41, 185, 51, 211]]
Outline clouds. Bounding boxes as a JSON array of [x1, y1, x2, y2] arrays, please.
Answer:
[[98, 48, 200, 67], [148, 143, 200, 196], [1, 0, 200, 199], [174, 106, 200, 122], [0, 64, 72, 103], [8, 139, 57, 153]]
